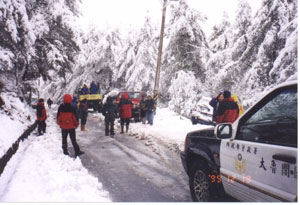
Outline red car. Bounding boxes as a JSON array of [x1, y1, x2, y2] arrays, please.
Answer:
[[115, 91, 146, 122]]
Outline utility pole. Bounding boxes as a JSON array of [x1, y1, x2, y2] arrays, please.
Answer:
[[153, 0, 168, 111]]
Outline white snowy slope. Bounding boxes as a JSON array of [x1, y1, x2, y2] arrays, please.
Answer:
[[0, 105, 111, 202]]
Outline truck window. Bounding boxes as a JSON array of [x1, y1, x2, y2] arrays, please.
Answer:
[[128, 92, 140, 99], [236, 86, 297, 147]]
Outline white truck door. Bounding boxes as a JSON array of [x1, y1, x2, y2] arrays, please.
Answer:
[[220, 84, 297, 202]]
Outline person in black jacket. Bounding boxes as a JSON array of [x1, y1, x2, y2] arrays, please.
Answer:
[[102, 97, 118, 136], [145, 95, 155, 125], [139, 96, 147, 124], [47, 98, 53, 109]]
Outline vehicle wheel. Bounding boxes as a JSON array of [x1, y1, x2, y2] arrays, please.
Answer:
[[189, 164, 211, 202], [191, 117, 197, 125]]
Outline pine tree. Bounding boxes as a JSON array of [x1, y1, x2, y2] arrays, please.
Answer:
[[233, 0, 252, 41], [161, 0, 209, 101], [209, 12, 233, 52], [118, 16, 158, 91], [239, 0, 297, 96], [0, 0, 81, 100]]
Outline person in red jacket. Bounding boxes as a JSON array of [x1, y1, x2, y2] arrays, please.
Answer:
[[57, 94, 84, 157], [118, 92, 133, 134], [216, 90, 239, 124], [36, 98, 47, 136]]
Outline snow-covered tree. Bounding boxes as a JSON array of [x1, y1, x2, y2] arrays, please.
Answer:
[[0, 0, 82, 102], [114, 16, 159, 92], [237, 0, 298, 101], [168, 70, 200, 115], [160, 0, 209, 102], [233, 0, 252, 41], [209, 12, 233, 52]]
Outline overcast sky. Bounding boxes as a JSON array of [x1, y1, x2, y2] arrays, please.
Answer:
[[78, 0, 262, 34]]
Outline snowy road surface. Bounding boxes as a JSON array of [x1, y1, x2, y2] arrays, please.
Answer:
[[76, 114, 192, 202]]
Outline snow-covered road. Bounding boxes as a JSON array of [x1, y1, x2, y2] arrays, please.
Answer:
[[0, 105, 210, 202], [78, 114, 192, 202]]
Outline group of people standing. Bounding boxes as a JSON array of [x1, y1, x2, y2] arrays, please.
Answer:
[[35, 90, 243, 158], [35, 92, 156, 158], [102, 92, 156, 137], [209, 90, 244, 124]]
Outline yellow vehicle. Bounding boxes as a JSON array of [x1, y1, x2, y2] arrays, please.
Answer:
[[77, 84, 103, 112], [79, 93, 103, 112]]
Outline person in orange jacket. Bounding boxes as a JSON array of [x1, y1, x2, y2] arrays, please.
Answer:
[[57, 94, 84, 157], [36, 98, 47, 136]]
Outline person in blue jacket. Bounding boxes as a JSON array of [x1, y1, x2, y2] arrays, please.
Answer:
[[72, 96, 79, 120], [90, 81, 97, 94], [81, 85, 89, 94]]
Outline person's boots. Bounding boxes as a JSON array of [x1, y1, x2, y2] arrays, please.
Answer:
[[63, 148, 69, 155], [75, 150, 85, 157], [120, 125, 124, 134], [126, 125, 129, 133], [81, 125, 87, 131]]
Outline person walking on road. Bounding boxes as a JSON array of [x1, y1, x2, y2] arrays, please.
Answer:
[[57, 94, 84, 157], [47, 98, 53, 109], [36, 98, 47, 136], [145, 95, 155, 125], [216, 90, 239, 124], [118, 92, 133, 134], [102, 97, 118, 136], [79, 99, 88, 131]]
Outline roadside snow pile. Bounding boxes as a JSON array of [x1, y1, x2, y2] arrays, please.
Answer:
[[130, 107, 213, 151], [0, 92, 35, 158], [98, 107, 213, 152], [0, 103, 111, 202]]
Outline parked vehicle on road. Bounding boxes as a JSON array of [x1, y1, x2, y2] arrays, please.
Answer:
[[181, 126, 223, 201], [31, 97, 38, 109], [78, 93, 103, 112], [181, 79, 297, 202], [190, 96, 213, 125], [115, 91, 146, 122]]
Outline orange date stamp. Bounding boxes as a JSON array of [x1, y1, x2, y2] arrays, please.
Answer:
[[208, 174, 251, 184]]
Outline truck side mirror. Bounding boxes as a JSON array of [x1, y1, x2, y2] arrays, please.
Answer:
[[215, 123, 232, 139]]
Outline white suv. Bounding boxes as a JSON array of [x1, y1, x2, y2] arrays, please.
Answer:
[[215, 79, 297, 202]]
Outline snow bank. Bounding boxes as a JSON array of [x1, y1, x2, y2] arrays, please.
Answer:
[[0, 92, 34, 158], [131, 107, 213, 151], [0, 99, 111, 202]]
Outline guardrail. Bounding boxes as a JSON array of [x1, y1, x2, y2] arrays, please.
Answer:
[[0, 121, 37, 177]]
